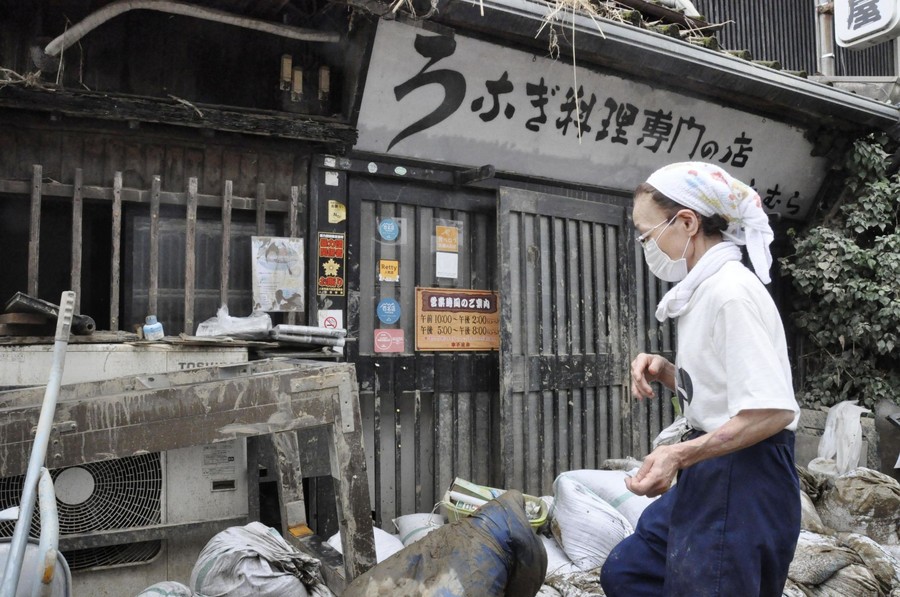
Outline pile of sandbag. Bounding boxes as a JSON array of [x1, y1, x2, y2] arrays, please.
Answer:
[[533, 460, 658, 594], [790, 464, 900, 596]]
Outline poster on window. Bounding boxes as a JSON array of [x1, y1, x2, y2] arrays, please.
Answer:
[[251, 236, 304, 312]]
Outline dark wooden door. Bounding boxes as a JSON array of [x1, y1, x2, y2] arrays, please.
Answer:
[[497, 187, 633, 496]]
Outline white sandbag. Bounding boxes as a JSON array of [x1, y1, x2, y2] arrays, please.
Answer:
[[137, 581, 197, 597], [540, 534, 579, 577], [799, 490, 830, 535], [814, 564, 881, 597], [817, 400, 870, 475], [191, 522, 331, 597], [817, 468, 900, 544], [327, 527, 404, 562], [536, 585, 563, 597], [788, 530, 861, 586], [392, 513, 443, 546], [837, 532, 900, 594], [807, 457, 839, 479], [652, 416, 688, 449], [559, 470, 656, 528], [550, 475, 633, 571]]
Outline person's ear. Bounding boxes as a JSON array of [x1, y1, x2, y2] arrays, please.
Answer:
[[677, 209, 700, 235]]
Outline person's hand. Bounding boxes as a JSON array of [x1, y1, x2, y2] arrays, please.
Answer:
[[631, 353, 674, 400], [625, 445, 680, 497]]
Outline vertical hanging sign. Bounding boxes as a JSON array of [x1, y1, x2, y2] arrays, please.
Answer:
[[317, 231, 346, 296]]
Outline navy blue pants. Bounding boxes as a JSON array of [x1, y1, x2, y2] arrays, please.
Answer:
[[600, 430, 800, 597]]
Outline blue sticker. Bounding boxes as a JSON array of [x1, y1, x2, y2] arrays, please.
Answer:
[[376, 298, 402, 325], [378, 218, 400, 242]]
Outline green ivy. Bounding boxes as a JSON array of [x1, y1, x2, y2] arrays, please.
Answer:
[[780, 135, 900, 410]]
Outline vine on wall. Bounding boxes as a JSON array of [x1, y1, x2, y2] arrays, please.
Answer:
[[781, 135, 900, 410]]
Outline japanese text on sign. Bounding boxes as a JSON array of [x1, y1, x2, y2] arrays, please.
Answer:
[[357, 19, 828, 219], [317, 232, 346, 296], [415, 288, 499, 351]]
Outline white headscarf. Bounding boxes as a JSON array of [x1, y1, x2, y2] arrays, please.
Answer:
[[646, 162, 774, 284]]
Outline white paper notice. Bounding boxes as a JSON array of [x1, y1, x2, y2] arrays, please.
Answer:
[[318, 309, 344, 355], [436, 251, 458, 279]]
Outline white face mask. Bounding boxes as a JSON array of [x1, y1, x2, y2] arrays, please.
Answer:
[[638, 217, 692, 282]]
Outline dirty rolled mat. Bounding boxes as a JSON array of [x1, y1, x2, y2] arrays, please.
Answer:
[[342, 490, 547, 597]]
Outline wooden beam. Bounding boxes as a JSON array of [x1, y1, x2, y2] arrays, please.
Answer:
[[28, 165, 41, 297], [220, 180, 233, 309], [110, 172, 122, 331], [0, 86, 357, 151], [184, 177, 198, 335], [149, 176, 161, 318], [71, 168, 83, 312]]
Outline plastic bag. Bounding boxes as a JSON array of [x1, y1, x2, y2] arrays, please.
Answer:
[[137, 582, 198, 597], [190, 522, 332, 597], [195, 305, 272, 339], [550, 475, 633, 571], [816, 401, 871, 475], [652, 416, 689, 449], [326, 527, 404, 562], [558, 470, 656, 528]]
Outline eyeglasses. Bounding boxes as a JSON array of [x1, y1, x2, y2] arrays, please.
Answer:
[[635, 215, 677, 245]]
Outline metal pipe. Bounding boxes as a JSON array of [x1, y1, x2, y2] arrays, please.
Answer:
[[33, 468, 59, 597], [817, 0, 836, 76], [44, 0, 339, 57], [0, 292, 75, 597]]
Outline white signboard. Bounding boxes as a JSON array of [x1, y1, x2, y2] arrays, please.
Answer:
[[357, 20, 829, 219], [835, 0, 900, 48]]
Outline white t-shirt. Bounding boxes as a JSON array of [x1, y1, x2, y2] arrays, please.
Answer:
[[674, 261, 800, 432]]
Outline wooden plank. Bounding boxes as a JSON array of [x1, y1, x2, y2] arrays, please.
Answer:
[[27, 164, 41, 297], [0, 313, 50, 324], [286, 184, 300, 326], [184, 177, 198, 335], [149, 175, 161, 316], [0, 87, 357, 149], [71, 168, 83, 312], [256, 182, 267, 235], [110, 172, 122, 331], [220, 180, 233, 309]]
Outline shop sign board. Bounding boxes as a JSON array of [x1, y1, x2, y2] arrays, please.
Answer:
[[415, 288, 500, 351], [357, 19, 830, 220]]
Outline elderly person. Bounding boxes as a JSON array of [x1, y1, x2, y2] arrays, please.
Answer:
[[600, 162, 801, 596]]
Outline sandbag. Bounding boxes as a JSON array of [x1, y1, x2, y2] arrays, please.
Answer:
[[392, 513, 443, 546], [550, 475, 633, 571], [800, 490, 830, 535], [540, 534, 579, 577], [813, 564, 881, 597], [191, 522, 332, 597], [817, 468, 900, 544], [327, 526, 404, 562], [342, 490, 547, 597], [838, 532, 900, 595], [559, 470, 656, 528], [543, 569, 604, 597], [137, 581, 198, 596], [788, 531, 861, 586]]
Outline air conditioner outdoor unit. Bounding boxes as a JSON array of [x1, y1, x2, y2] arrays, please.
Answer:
[[0, 440, 249, 596]]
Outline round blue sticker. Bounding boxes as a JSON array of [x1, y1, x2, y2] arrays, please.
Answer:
[[376, 298, 401, 325], [378, 218, 400, 242]]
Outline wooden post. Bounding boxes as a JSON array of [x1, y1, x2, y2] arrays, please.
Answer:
[[184, 177, 198, 335], [149, 176, 161, 317], [287, 184, 300, 325], [256, 182, 267, 235], [27, 165, 42, 297], [71, 168, 83, 312], [220, 180, 233, 309], [110, 172, 122, 331]]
